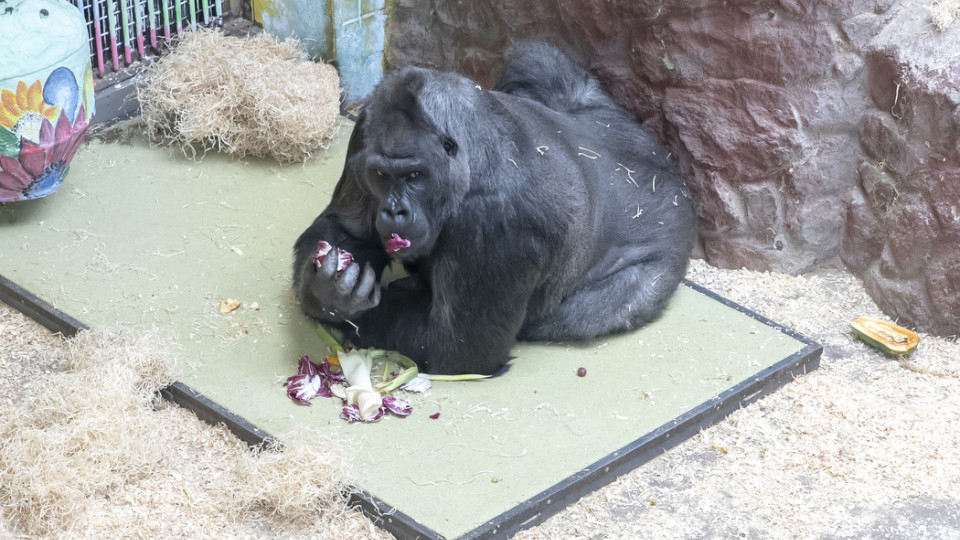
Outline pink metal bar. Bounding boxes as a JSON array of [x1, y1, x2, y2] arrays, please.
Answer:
[[134, 0, 146, 58], [148, 0, 158, 49], [163, 0, 172, 43], [89, 0, 106, 76], [106, 0, 120, 71]]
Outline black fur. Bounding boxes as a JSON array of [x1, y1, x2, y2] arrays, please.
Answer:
[[293, 43, 697, 375]]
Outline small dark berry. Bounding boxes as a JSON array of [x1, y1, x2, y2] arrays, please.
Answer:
[[577, 367, 587, 377]]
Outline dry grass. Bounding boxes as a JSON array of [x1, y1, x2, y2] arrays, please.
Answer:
[[0, 313, 381, 539], [138, 29, 341, 163], [0, 326, 178, 535], [929, 0, 960, 29]]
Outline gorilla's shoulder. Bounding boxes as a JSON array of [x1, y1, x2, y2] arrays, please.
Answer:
[[494, 41, 616, 114]]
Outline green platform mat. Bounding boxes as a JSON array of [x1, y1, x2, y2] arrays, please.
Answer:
[[0, 124, 820, 539]]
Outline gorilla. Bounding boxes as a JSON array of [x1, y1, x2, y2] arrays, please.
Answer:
[[293, 43, 697, 375]]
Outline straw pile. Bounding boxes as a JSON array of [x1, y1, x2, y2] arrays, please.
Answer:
[[930, 0, 960, 29], [0, 322, 363, 538], [138, 29, 341, 163], [0, 326, 178, 534]]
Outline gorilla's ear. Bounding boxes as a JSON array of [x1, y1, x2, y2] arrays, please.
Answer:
[[346, 110, 368, 155], [441, 136, 458, 157]]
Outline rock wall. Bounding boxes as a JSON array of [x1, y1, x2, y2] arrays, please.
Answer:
[[386, 0, 960, 336]]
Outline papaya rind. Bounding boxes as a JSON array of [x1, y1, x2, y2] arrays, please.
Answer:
[[850, 317, 919, 355]]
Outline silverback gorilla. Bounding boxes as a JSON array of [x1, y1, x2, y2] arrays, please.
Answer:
[[294, 43, 697, 375]]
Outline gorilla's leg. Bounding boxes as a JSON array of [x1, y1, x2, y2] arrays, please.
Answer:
[[518, 261, 687, 341]]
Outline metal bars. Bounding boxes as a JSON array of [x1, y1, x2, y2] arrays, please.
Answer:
[[68, 0, 224, 78]]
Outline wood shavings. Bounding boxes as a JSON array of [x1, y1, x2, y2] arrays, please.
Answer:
[[577, 146, 601, 159], [617, 162, 639, 187]]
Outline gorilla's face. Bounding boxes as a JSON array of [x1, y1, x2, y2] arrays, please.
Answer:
[[360, 111, 461, 262]]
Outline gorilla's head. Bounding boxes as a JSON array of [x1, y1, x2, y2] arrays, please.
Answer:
[[354, 67, 490, 261]]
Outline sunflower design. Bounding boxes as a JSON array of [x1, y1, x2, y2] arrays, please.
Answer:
[[0, 80, 61, 143], [0, 104, 89, 202]]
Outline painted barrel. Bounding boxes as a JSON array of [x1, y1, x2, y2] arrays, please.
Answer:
[[0, 0, 95, 202]]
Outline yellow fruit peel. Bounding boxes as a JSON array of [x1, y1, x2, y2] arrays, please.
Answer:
[[850, 317, 919, 355]]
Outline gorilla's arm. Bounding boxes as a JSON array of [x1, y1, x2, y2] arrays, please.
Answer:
[[351, 233, 544, 375], [293, 113, 391, 323]]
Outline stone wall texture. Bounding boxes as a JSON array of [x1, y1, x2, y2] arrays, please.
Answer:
[[386, 0, 960, 336]]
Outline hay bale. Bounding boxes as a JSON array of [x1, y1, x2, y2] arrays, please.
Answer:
[[138, 29, 341, 163]]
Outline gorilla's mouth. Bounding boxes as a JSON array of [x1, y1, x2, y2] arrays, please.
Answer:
[[385, 233, 412, 254]]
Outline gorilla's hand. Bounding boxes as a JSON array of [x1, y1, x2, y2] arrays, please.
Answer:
[[297, 247, 381, 322]]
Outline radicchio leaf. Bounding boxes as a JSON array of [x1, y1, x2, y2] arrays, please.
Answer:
[[283, 355, 338, 404], [313, 240, 353, 272], [284, 373, 322, 405], [318, 359, 347, 385], [382, 396, 413, 417], [284, 356, 321, 405], [385, 233, 411, 253]]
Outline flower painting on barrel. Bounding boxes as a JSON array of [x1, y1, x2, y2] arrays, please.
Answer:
[[0, 0, 95, 202]]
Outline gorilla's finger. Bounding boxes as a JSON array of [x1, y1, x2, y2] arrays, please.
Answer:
[[337, 261, 360, 293], [302, 263, 328, 299], [355, 263, 377, 298], [319, 246, 339, 279], [369, 283, 381, 308]]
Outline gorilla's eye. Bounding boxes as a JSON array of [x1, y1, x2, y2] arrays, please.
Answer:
[[409, 171, 420, 179], [442, 137, 458, 156], [376, 170, 383, 176]]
